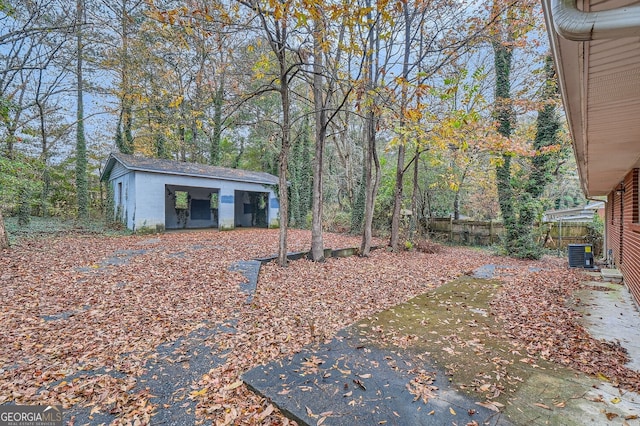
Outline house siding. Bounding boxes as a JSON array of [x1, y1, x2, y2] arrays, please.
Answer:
[[109, 170, 135, 229], [110, 162, 130, 180], [607, 168, 640, 306], [130, 171, 279, 231]]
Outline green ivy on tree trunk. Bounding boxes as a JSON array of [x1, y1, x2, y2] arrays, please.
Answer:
[[76, 0, 88, 221]]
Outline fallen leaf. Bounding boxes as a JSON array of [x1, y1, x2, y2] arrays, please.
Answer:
[[190, 388, 207, 398], [256, 404, 274, 422], [306, 406, 318, 419], [476, 401, 500, 412], [605, 412, 619, 420], [223, 380, 243, 391]]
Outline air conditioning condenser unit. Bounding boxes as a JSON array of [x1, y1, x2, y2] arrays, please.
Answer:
[[568, 244, 594, 268]]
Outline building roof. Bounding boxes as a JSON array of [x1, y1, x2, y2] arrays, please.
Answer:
[[543, 201, 605, 222], [100, 152, 279, 186], [542, 0, 640, 196]]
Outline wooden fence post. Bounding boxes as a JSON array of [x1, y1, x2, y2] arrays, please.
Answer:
[[489, 220, 493, 244], [449, 216, 453, 243]]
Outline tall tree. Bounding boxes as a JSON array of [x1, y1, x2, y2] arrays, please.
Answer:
[[76, 0, 88, 220], [235, 0, 299, 266], [387, 0, 485, 250], [32, 45, 71, 217], [514, 53, 561, 257], [490, 0, 552, 258], [307, 3, 353, 261], [491, 0, 518, 254], [310, 12, 327, 261], [389, 0, 413, 251], [360, 0, 381, 256], [105, 0, 144, 155]]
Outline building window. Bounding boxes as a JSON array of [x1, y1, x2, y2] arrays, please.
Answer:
[[191, 199, 211, 220], [117, 182, 123, 206], [175, 191, 188, 209]]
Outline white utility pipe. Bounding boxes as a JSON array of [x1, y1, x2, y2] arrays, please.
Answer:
[[551, 0, 640, 41]]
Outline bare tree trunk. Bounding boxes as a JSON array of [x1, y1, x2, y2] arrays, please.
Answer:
[[36, 78, 49, 218], [0, 210, 8, 249], [311, 18, 326, 262], [210, 81, 224, 165], [276, 37, 292, 267], [409, 145, 421, 240], [360, 1, 377, 256], [390, 2, 413, 251], [248, 3, 295, 266], [277, 78, 291, 266], [361, 110, 380, 256], [390, 139, 406, 250]]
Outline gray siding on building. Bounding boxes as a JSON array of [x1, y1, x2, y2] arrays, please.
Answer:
[[109, 162, 129, 180], [103, 154, 280, 232]]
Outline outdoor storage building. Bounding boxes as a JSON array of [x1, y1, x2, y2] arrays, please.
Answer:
[[100, 152, 280, 232]]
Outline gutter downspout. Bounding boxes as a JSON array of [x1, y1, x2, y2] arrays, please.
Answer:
[[551, 0, 640, 41]]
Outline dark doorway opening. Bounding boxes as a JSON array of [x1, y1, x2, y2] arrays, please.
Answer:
[[234, 190, 269, 228]]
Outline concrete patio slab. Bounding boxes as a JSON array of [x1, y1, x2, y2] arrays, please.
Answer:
[[243, 326, 510, 425], [244, 269, 640, 426]]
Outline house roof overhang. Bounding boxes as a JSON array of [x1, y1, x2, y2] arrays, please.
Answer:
[[542, 0, 640, 197]]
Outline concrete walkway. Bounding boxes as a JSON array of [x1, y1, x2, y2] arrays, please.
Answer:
[[575, 276, 640, 371]]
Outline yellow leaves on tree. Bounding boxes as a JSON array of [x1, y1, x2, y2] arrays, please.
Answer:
[[168, 95, 184, 108]]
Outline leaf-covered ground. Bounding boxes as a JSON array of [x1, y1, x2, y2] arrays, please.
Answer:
[[1, 228, 638, 425]]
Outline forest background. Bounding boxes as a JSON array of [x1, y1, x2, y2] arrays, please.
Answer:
[[0, 0, 586, 259]]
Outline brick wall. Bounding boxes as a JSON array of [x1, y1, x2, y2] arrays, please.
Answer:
[[607, 169, 640, 305]]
